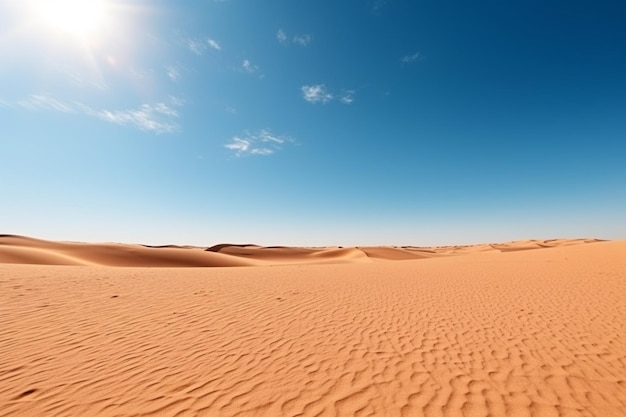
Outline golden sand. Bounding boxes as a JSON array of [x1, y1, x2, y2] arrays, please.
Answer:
[[1, 236, 624, 416]]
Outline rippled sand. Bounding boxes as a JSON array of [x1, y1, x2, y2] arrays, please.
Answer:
[[1, 238, 624, 416]]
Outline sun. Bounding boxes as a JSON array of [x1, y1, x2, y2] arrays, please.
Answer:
[[29, 0, 109, 39]]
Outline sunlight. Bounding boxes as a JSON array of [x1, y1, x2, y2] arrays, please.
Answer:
[[29, 0, 109, 40]]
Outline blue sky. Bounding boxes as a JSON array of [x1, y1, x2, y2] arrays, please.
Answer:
[[1, 0, 625, 246]]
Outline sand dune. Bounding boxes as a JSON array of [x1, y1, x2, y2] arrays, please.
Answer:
[[0, 237, 624, 416], [0, 235, 607, 267], [0, 235, 257, 267]]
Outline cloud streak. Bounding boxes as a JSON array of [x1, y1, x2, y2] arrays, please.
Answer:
[[165, 64, 182, 81], [224, 129, 294, 156], [339, 90, 355, 104], [277, 29, 313, 46], [187, 37, 222, 55], [16, 94, 182, 134], [207, 39, 221, 50], [18, 95, 76, 113], [401, 52, 422, 63], [301, 85, 355, 104]]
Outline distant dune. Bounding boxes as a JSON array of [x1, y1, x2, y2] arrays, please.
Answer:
[[0, 234, 607, 267], [1, 235, 624, 416]]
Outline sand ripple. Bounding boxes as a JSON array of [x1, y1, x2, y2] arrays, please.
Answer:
[[1, 239, 625, 416]]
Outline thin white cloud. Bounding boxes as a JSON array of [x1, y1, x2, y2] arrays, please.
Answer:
[[16, 94, 181, 134], [165, 65, 181, 81], [91, 104, 179, 134], [277, 29, 313, 46], [242, 59, 259, 73], [207, 39, 221, 50], [225, 129, 294, 157], [257, 129, 288, 144], [277, 29, 288, 44], [18, 95, 76, 113], [401, 52, 422, 63], [301, 84, 333, 103], [169, 96, 185, 107], [187, 39, 206, 55], [339, 90, 356, 104], [292, 34, 312, 46], [187, 37, 222, 55]]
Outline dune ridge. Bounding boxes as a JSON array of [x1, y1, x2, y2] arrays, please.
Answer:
[[0, 239, 624, 416], [0, 234, 606, 267]]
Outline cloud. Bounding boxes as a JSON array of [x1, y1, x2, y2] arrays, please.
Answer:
[[187, 39, 206, 55], [277, 29, 288, 44], [242, 59, 259, 73], [207, 39, 221, 50], [277, 29, 312, 46], [339, 90, 355, 104], [16, 94, 182, 134], [165, 65, 181, 81], [301, 85, 354, 104], [187, 37, 222, 55], [18, 95, 76, 113], [301, 84, 333, 103], [91, 103, 179, 134], [292, 34, 312, 46], [401, 52, 422, 63], [224, 129, 294, 157]]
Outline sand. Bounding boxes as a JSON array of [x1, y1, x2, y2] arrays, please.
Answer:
[[1, 236, 625, 416]]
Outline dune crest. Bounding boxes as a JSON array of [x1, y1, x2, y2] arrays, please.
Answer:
[[0, 234, 606, 267]]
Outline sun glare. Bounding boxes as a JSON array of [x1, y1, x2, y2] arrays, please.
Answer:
[[30, 0, 108, 39]]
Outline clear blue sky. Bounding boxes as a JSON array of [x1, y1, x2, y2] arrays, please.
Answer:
[[1, 0, 625, 246]]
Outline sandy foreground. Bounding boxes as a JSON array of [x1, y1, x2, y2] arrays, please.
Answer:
[[0, 236, 625, 416]]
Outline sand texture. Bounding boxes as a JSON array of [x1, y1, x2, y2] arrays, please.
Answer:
[[1, 237, 625, 416]]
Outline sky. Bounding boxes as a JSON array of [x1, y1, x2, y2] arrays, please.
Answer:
[[1, 0, 625, 247]]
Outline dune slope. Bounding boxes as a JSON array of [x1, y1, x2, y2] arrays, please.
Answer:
[[0, 235, 606, 267], [1, 239, 624, 416]]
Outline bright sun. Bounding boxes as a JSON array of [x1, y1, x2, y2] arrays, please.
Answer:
[[29, 0, 108, 39]]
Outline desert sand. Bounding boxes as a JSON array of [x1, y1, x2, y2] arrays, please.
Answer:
[[0, 235, 625, 416]]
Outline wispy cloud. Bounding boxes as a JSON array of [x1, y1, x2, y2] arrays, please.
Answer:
[[339, 90, 355, 104], [224, 129, 294, 157], [277, 29, 313, 46], [207, 39, 221, 50], [401, 51, 423, 63], [187, 37, 222, 55], [91, 103, 180, 134], [16, 94, 182, 134], [165, 64, 182, 82], [242, 59, 259, 73], [301, 85, 355, 104], [18, 95, 77, 113], [293, 34, 312, 46], [301, 84, 333, 103], [277, 29, 288, 44], [187, 39, 206, 55]]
